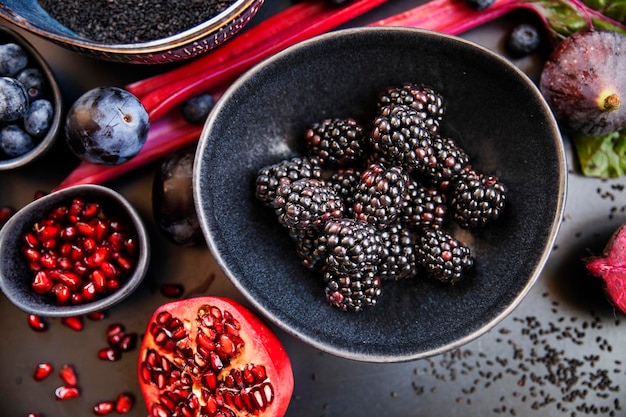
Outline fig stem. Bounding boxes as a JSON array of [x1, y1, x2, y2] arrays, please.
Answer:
[[602, 93, 621, 112]]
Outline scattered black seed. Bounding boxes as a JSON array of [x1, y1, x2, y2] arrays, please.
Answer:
[[37, 0, 236, 44]]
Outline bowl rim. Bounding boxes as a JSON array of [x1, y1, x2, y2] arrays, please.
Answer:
[[0, 24, 63, 170], [0, 0, 261, 55], [194, 26, 568, 362], [0, 184, 151, 317]]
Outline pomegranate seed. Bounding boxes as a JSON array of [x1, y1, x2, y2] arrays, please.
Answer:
[[27, 413, 42, 417], [32, 271, 53, 294], [59, 364, 78, 387], [36, 224, 61, 241], [87, 311, 107, 320], [119, 333, 138, 352], [58, 271, 82, 290], [81, 281, 97, 301], [33, 362, 53, 381], [91, 269, 107, 292], [22, 232, 39, 248], [106, 323, 126, 346], [82, 202, 101, 219], [71, 292, 83, 304], [115, 255, 134, 272], [61, 316, 83, 331], [98, 346, 122, 361], [93, 400, 115, 415], [76, 221, 95, 236], [160, 283, 184, 298], [100, 261, 119, 279], [55, 385, 80, 400], [51, 283, 71, 305], [0, 205, 15, 224], [22, 247, 40, 262], [115, 392, 135, 414], [27, 314, 48, 332]]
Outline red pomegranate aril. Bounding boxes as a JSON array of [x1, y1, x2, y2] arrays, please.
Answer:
[[91, 269, 107, 293], [51, 283, 71, 304], [107, 279, 120, 291], [83, 237, 97, 253], [33, 362, 53, 381], [114, 255, 134, 272], [58, 271, 82, 290], [76, 221, 95, 236], [48, 205, 68, 220], [71, 292, 83, 304], [93, 400, 115, 415], [60, 225, 77, 239], [36, 224, 61, 241], [100, 261, 119, 279], [82, 202, 101, 218], [32, 271, 53, 294], [0, 205, 15, 224], [62, 316, 84, 331], [26, 413, 42, 417], [160, 283, 184, 298], [59, 364, 78, 387], [22, 247, 40, 262], [107, 323, 125, 345], [124, 237, 138, 255], [115, 392, 135, 414], [55, 385, 80, 400], [23, 232, 39, 248], [27, 314, 48, 331], [98, 346, 122, 361], [119, 333, 138, 352], [87, 310, 107, 320]]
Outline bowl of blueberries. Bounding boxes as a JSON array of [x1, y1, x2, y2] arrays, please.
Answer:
[[194, 27, 567, 362], [0, 25, 62, 170]]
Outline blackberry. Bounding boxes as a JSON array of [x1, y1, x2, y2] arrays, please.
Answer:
[[324, 267, 382, 312], [401, 179, 447, 230], [328, 167, 361, 218], [352, 163, 409, 230], [423, 135, 471, 190], [304, 117, 365, 167], [377, 222, 418, 281], [255, 156, 322, 207], [274, 178, 344, 231], [450, 168, 507, 228], [370, 104, 436, 173], [378, 83, 445, 134], [416, 228, 474, 283], [317, 218, 383, 275], [288, 227, 327, 271]]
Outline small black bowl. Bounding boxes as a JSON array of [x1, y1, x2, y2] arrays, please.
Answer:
[[0, 184, 150, 317], [194, 27, 567, 362]]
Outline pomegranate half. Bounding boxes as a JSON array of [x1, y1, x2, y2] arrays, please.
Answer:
[[137, 296, 294, 417]]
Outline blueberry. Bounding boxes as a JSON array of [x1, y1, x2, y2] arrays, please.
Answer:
[[506, 24, 541, 57], [180, 93, 215, 125], [24, 99, 54, 138], [463, 0, 495, 10], [0, 43, 28, 77], [0, 77, 29, 122], [65, 86, 149, 165], [16, 68, 47, 100], [0, 124, 35, 158]]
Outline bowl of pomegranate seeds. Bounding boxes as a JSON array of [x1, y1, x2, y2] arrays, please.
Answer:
[[0, 184, 150, 317], [0, 25, 62, 170], [0, 0, 264, 64], [194, 27, 567, 362]]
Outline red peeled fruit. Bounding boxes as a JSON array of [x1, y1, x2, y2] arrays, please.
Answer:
[[137, 296, 293, 417], [584, 223, 626, 313]]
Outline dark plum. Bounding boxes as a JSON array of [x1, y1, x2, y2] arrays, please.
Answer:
[[16, 68, 47, 100], [65, 86, 149, 165], [152, 146, 204, 246], [24, 99, 54, 138], [0, 77, 29, 122], [180, 93, 215, 125], [0, 124, 35, 157], [0, 43, 28, 77]]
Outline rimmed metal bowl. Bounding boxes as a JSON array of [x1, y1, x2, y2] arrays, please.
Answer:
[[0, 0, 264, 64]]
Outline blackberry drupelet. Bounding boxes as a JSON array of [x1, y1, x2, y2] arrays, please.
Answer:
[[324, 267, 382, 312], [416, 228, 474, 283], [378, 83, 445, 134], [401, 179, 447, 230], [328, 167, 361, 218], [274, 178, 344, 231], [352, 163, 409, 230], [255, 156, 322, 207], [377, 222, 418, 281], [304, 117, 365, 167], [450, 168, 507, 228], [370, 104, 436, 173], [317, 218, 383, 275], [423, 135, 471, 190], [288, 227, 327, 271]]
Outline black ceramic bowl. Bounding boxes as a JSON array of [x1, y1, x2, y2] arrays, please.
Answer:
[[194, 27, 567, 362], [0, 25, 62, 170], [0, 0, 263, 64], [0, 184, 150, 317]]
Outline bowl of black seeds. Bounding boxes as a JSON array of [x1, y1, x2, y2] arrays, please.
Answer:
[[0, 0, 265, 64]]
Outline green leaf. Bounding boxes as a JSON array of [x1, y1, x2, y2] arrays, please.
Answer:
[[573, 129, 626, 178]]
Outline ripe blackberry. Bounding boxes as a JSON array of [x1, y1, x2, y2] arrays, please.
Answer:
[[328, 167, 361, 218], [423, 135, 471, 190], [255, 156, 322, 207], [324, 267, 382, 312], [317, 218, 383, 274], [450, 168, 507, 228], [378, 83, 445, 134], [304, 117, 365, 166], [370, 104, 436, 173], [377, 222, 418, 281], [288, 228, 327, 271], [401, 179, 447, 230], [352, 163, 409, 230], [274, 178, 344, 231], [416, 228, 474, 283]]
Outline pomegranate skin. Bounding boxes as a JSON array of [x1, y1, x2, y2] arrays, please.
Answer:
[[137, 296, 294, 417], [540, 30, 626, 136], [585, 222, 626, 314]]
